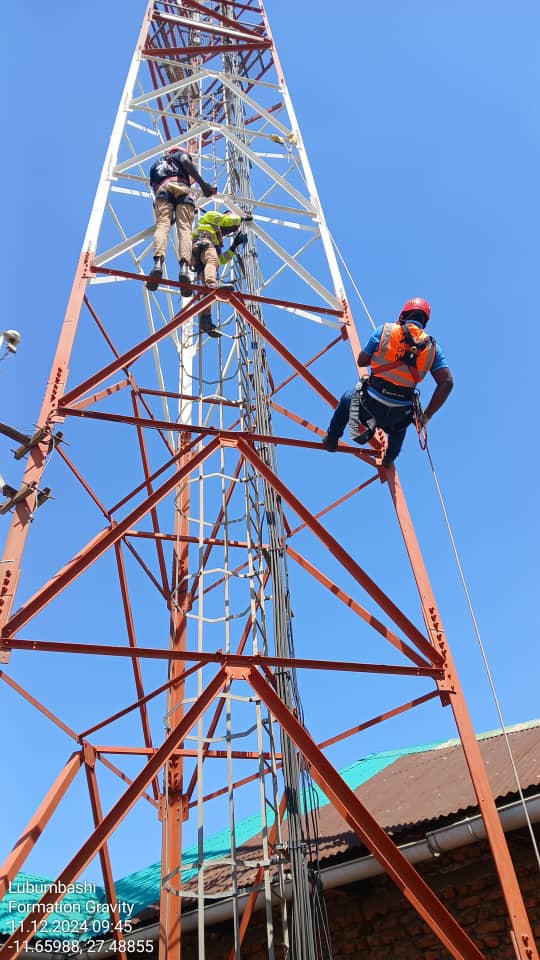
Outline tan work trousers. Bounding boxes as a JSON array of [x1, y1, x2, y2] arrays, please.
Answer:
[[153, 183, 194, 262], [192, 240, 219, 284]]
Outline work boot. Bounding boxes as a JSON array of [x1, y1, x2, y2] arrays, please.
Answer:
[[146, 256, 164, 291], [323, 432, 338, 452], [199, 312, 222, 339], [178, 260, 191, 297]]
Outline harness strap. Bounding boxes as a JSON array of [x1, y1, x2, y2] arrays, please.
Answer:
[[401, 321, 431, 351], [192, 238, 211, 273], [370, 322, 434, 384], [348, 382, 377, 444], [370, 359, 421, 387], [156, 188, 194, 206], [368, 375, 415, 403], [371, 357, 413, 377], [412, 391, 428, 450], [194, 230, 219, 245]]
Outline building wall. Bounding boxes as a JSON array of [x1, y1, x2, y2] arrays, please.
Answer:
[[182, 834, 540, 960], [321, 836, 539, 960]]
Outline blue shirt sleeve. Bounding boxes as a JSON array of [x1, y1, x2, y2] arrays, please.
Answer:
[[431, 341, 449, 372], [361, 325, 384, 357]]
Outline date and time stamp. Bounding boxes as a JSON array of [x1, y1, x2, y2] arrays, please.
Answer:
[[4, 882, 154, 955]]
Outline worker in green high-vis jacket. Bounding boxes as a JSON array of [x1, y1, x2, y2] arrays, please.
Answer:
[[191, 209, 252, 337]]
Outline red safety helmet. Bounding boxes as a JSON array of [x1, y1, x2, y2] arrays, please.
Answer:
[[399, 297, 431, 323], [167, 144, 191, 157]]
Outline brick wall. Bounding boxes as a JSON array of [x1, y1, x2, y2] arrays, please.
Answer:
[[322, 836, 539, 960], [176, 832, 540, 959]]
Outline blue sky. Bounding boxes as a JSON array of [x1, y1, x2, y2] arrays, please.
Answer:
[[1, 1, 539, 886]]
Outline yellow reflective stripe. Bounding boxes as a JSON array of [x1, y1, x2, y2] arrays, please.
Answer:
[[219, 248, 234, 265]]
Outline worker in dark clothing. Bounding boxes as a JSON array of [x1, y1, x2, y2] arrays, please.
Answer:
[[146, 146, 217, 291], [324, 298, 453, 466], [191, 210, 252, 337]]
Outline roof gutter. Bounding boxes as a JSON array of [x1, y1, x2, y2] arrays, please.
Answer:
[[320, 793, 540, 892], [77, 794, 540, 953]]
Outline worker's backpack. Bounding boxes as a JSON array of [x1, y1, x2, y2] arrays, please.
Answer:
[[149, 156, 176, 188], [150, 149, 190, 190]]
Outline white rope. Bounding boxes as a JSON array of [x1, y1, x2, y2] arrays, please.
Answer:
[[286, 151, 376, 335], [328, 232, 377, 330], [424, 440, 540, 871]]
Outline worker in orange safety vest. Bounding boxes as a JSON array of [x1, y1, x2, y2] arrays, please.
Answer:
[[323, 298, 454, 466]]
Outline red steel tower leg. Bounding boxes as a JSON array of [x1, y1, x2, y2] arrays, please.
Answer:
[[159, 440, 191, 960], [0, 752, 83, 899], [387, 469, 538, 960]]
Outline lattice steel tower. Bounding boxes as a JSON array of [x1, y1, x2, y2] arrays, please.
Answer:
[[0, 3, 537, 960]]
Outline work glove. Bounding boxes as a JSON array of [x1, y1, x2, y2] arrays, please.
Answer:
[[201, 183, 218, 198], [231, 232, 247, 251], [418, 410, 430, 428], [241, 214, 253, 222]]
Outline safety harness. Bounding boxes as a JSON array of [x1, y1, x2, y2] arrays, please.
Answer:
[[348, 323, 434, 444], [155, 181, 195, 221], [193, 225, 224, 250], [347, 379, 377, 444], [370, 322, 435, 383], [191, 238, 211, 274], [412, 391, 429, 450], [150, 152, 195, 221]]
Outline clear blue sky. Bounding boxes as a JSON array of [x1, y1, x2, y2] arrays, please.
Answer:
[[1, 1, 539, 886]]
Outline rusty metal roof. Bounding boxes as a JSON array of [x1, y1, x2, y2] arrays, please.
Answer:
[[184, 719, 540, 894], [305, 718, 540, 864], [4, 720, 537, 931]]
